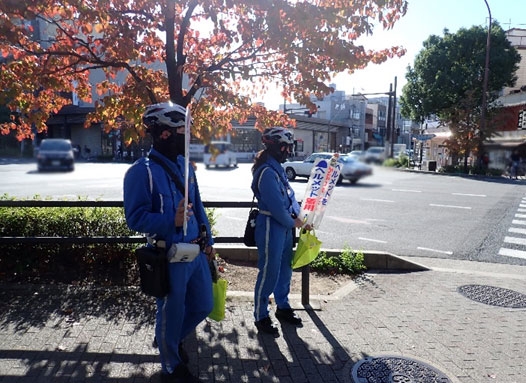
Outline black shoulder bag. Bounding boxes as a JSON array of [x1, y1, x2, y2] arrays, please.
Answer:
[[243, 166, 270, 247], [135, 154, 204, 298]]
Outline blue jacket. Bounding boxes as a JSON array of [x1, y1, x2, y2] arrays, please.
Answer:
[[123, 149, 213, 248], [251, 156, 300, 229]]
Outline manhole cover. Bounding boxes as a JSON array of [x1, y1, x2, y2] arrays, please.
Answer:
[[457, 284, 526, 308], [350, 355, 452, 383]]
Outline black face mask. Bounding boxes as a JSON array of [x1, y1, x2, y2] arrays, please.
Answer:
[[153, 132, 186, 162], [268, 144, 290, 163]]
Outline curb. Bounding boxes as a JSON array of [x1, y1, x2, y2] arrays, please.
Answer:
[[214, 245, 429, 272], [215, 246, 429, 303]]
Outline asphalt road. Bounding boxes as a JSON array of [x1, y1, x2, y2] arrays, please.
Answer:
[[2, 158, 525, 267]]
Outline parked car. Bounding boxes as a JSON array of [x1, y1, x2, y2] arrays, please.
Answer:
[[36, 138, 75, 172], [364, 146, 386, 164], [282, 152, 372, 184]]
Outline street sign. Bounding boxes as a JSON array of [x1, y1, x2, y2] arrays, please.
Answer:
[[414, 134, 436, 141]]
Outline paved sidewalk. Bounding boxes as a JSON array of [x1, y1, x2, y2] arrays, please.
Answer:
[[1, 257, 525, 383]]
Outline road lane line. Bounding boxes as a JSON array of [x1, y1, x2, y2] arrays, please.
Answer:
[[360, 198, 395, 203], [499, 248, 526, 260], [417, 247, 453, 255], [358, 237, 387, 243], [512, 219, 526, 226], [327, 216, 371, 224], [509, 227, 526, 235], [452, 193, 486, 197], [392, 189, 422, 193], [429, 204, 472, 210], [504, 236, 526, 246]]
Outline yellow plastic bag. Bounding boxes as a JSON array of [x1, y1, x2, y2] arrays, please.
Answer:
[[292, 229, 322, 269], [208, 278, 228, 322]]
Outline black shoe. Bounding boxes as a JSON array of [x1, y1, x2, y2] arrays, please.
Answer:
[[178, 342, 189, 364], [275, 308, 302, 326], [160, 363, 200, 383], [152, 337, 189, 364], [255, 316, 279, 335]]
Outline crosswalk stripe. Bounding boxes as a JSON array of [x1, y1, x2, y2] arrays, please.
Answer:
[[512, 220, 526, 225], [515, 214, 526, 218], [504, 236, 526, 246], [499, 247, 526, 260], [509, 227, 526, 235], [518, 208, 526, 213]]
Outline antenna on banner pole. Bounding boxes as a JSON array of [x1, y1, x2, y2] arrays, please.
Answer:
[[183, 106, 191, 237]]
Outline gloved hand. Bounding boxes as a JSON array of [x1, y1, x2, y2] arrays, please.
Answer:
[[175, 200, 193, 227]]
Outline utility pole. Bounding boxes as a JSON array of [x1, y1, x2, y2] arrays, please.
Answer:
[[391, 76, 397, 159], [479, 0, 492, 167], [352, 76, 398, 156], [386, 83, 393, 157]]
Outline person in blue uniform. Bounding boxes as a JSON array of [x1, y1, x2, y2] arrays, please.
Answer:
[[123, 102, 215, 383], [251, 127, 308, 336]]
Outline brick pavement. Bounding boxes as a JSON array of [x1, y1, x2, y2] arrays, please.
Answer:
[[0, 257, 525, 383]]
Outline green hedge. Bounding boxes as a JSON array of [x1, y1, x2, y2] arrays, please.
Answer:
[[0, 195, 140, 285], [0, 194, 217, 285]]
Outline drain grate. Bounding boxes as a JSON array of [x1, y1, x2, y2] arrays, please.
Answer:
[[350, 355, 452, 383], [457, 284, 526, 308]]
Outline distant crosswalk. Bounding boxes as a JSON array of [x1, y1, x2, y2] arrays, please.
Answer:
[[499, 196, 526, 260]]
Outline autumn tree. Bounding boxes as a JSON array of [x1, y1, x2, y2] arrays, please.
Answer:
[[0, 0, 408, 143], [400, 22, 520, 169]]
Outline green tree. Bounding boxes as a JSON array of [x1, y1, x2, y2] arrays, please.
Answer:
[[400, 22, 520, 169], [0, 0, 408, 143]]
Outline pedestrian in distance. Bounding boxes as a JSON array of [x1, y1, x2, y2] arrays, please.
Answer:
[[510, 149, 520, 179], [251, 127, 310, 336], [123, 102, 216, 383]]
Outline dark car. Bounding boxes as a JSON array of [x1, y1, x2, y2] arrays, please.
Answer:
[[36, 138, 75, 172]]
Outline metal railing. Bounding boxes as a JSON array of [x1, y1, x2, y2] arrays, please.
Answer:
[[0, 199, 313, 305], [0, 200, 254, 244]]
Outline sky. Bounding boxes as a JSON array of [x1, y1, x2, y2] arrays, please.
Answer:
[[257, 0, 526, 110]]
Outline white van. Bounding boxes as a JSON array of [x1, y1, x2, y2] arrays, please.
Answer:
[[203, 141, 238, 168]]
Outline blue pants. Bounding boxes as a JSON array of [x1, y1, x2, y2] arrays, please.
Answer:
[[254, 215, 294, 321], [156, 253, 213, 374]]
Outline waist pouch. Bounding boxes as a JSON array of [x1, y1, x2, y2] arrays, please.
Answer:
[[135, 246, 169, 298], [168, 243, 201, 263]]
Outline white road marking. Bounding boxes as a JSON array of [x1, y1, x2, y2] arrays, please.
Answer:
[[360, 198, 395, 203], [417, 247, 453, 255], [512, 219, 526, 226], [327, 216, 371, 224], [417, 246, 453, 255], [499, 248, 526, 260], [519, 204, 526, 208], [517, 208, 526, 213], [358, 237, 387, 243], [392, 189, 421, 193], [452, 193, 486, 197], [504, 236, 526, 246], [509, 227, 526, 235], [515, 214, 526, 219], [429, 204, 472, 210]]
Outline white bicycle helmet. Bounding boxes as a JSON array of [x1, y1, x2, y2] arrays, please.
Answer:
[[262, 127, 294, 146], [142, 102, 187, 130]]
